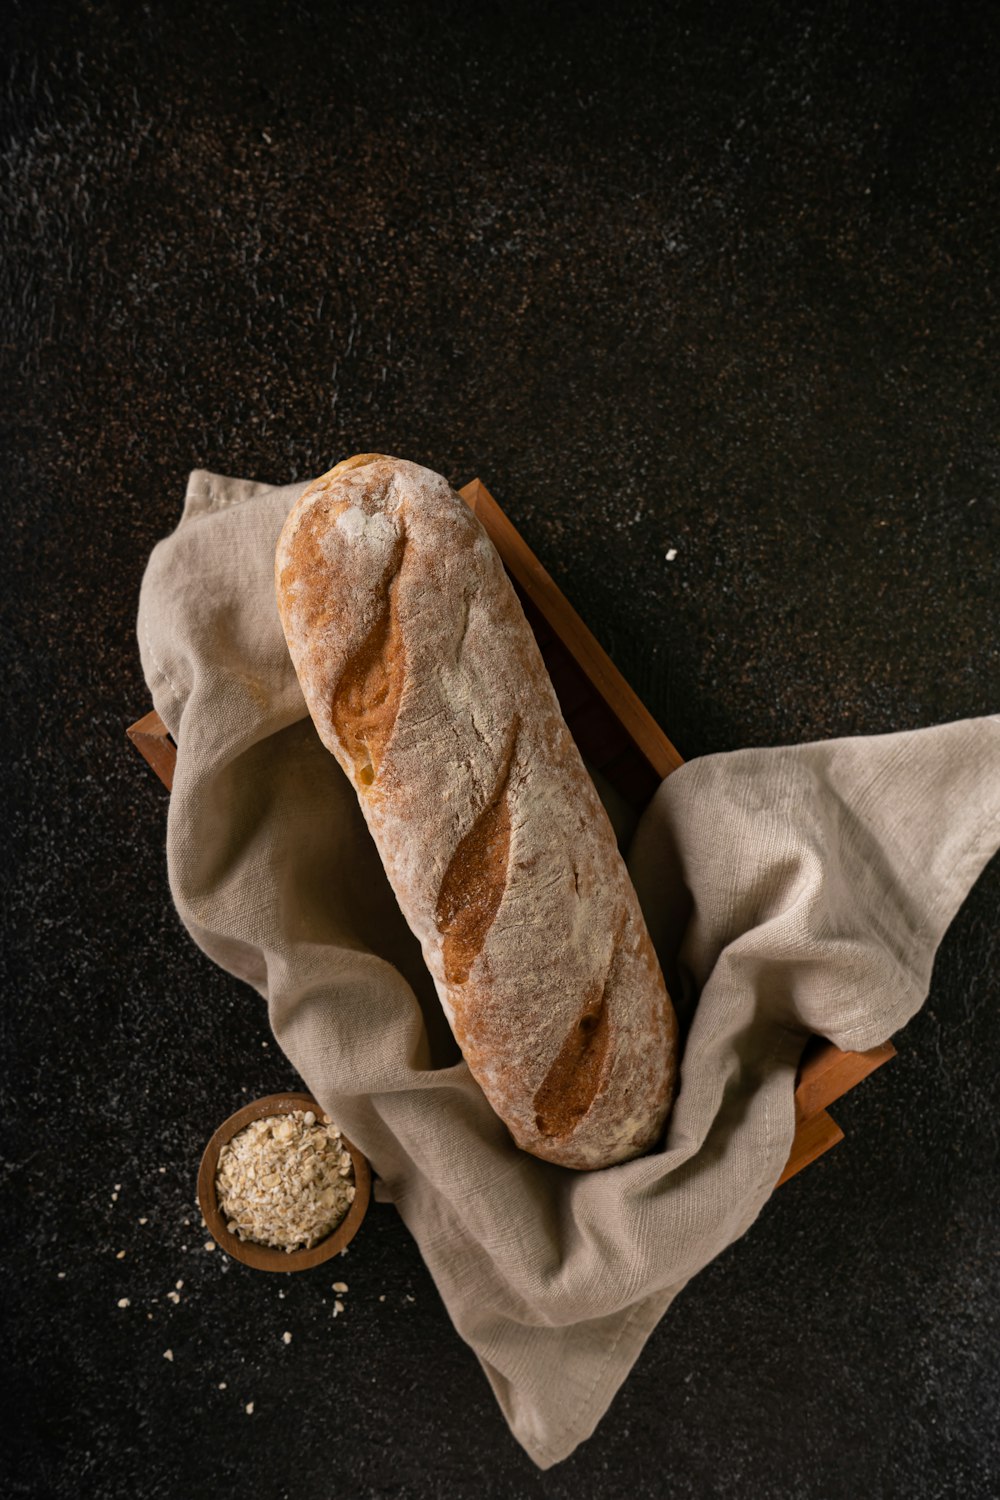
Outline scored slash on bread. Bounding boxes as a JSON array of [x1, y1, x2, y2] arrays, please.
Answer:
[[275, 453, 678, 1170]]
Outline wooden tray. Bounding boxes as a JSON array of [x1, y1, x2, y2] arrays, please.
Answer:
[[128, 475, 894, 1186]]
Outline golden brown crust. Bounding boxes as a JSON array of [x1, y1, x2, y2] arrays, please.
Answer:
[[276, 454, 678, 1169]]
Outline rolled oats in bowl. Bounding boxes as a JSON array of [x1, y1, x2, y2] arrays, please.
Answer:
[[215, 1109, 357, 1253]]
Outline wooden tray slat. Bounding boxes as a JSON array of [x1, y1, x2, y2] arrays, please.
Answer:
[[461, 478, 684, 782], [128, 473, 895, 1186], [777, 1110, 845, 1188], [127, 710, 176, 790], [794, 1038, 896, 1122]]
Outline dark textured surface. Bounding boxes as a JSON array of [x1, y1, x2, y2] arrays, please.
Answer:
[[2, 1, 999, 1496]]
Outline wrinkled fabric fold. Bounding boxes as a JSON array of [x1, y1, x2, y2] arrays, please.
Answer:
[[137, 470, 1000, 1468]]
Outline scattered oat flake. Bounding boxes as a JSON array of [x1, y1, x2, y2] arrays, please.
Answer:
[[665, 548, 678, 561], [167, 1292, 181, 1304], [114, 1183, 122, 1191], [57, 1272, 66, 1280], [218, 1382, 227, 1390], [282, 1331, 292, 1344], [333, 1300, 345, 1317], [204, 1241, 216, 1252], [116, 1251, 126, 1260], [245, 1401, 254, 1415], [117, 1298, 130, 1308], [163, 1349, 174, 1362], [378, 1294, 385, 1302], [332, 1281, 348, 1293], [175, 1280, 184, 1290], [138, 1218, 148, 1225], [111, 1193, 118, 1202], [158, 1167, 166, 1174]]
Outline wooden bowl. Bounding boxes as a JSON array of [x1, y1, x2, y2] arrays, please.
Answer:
[[197, 1092, 372, 1273]]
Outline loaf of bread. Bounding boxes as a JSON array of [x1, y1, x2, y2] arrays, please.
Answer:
[[275, 454, 678, 1169]]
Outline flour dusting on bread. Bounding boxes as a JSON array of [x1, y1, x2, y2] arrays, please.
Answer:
[[276, 454, 677, 1169]]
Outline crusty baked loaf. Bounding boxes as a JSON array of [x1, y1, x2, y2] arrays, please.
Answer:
[[275, 453, 678, 1169]]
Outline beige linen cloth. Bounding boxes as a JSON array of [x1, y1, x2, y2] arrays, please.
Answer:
[[138, 469, 1000, 1469]]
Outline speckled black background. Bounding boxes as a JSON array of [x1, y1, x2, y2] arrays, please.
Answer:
[[2, 1, 999, 1496]]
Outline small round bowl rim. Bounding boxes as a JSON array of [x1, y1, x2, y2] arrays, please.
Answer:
[[197, 1091, 371, 1273]]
